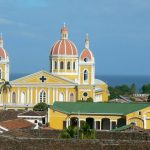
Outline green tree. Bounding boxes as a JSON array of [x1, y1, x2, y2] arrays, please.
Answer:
[[0, 79, 11, 110], [33, 102, 48, 111], [87, 97, 93, 102], [141, 84, 150, 94], [130, 83, 136, 94], [147, 95, 150, 102]]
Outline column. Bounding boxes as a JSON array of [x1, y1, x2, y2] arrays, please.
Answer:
[[99, 120, 101, 130], [18, 88, 20, 104], [30, 88, 33, 105], [36, 88, 38, 103], [48, 87, 50, 104], [65, 58, 66, 72], [53, 88, 55, 103], [27, 88, 29, 104], [94, 120, 96, 130], [8, 91, 10, 104], [78, 119, 80, 128], [58, 60, 60, 72], [144, 115, 146, 129], [66, 88, 68, 101], [110, 120, 112, 130], [56, 89, 58, 101]]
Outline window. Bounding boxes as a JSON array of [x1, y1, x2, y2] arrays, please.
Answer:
[[55, 61, 57, 69], [84, 57, 89, 62], [12, 92, 16, 104], [60, 61, 64, 70], [139, 111, 141, 115], [0, 57, 1, 61], [73, 62, 75, 70], [59, 92, 64, 102], [84, 70, 88, 81], [67, 62, 70, 70], [40, 90, 46, 103], [83, 92, 88, 97], [0, 69, 1, 79], [96, 121, 100, 130]]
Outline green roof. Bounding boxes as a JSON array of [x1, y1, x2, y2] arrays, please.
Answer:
[[111, 124, 133, 131], [51, 102, 150, 115]]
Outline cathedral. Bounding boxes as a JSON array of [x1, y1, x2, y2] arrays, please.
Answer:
[[0, 24, 109, 110], [1, 25, 150, 131]]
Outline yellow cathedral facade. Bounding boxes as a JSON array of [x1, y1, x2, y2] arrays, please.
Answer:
[[0, 25, 109, 110]]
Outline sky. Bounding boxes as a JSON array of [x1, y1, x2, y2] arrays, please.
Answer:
[[0, 0, 150, 75]]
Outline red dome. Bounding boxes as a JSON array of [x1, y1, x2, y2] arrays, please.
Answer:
[[50, 39, 78, 56], [0, 47, 8, 59], [80, 48, 94, 61]]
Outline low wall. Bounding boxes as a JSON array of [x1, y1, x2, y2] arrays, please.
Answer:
[[0, 135, 150, 150]]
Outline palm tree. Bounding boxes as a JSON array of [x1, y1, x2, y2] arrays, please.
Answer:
[[0, 79, 11, 110]]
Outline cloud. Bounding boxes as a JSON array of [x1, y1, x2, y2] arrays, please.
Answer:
[[0, 17, 27, 27], [0, 17, 14, 25]]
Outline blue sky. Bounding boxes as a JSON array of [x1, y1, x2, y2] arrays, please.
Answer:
[[0, 0, 150, 75]]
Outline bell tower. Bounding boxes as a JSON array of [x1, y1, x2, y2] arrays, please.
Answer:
[[0, 34, 9, 82]]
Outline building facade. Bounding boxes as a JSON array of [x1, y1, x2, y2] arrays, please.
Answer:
[[0, 25, 109, 110]]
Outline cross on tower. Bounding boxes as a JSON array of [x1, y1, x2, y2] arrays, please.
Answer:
[[40, 76, 47, 83]]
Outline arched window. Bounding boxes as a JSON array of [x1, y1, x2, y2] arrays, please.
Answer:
[[70, 93, 74, 102], [60, 61, 64, 70], [40, 90, 46, 103], [67, 62, 70, 70], [55, 61, 57, 69], [21, 92, 26, 104], [84, 70, 88, 81], [0, 69, 1, 79], [12, 92, 16, 104], [84, 57, 89, 62], [59, 92, 64, 102], [73, 62, 75, 70]]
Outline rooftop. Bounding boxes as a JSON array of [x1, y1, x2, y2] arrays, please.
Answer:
[[51, 102, 150, 115]]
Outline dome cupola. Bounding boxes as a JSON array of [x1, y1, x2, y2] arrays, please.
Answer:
[[80, 34, 94, 63], [50, 24, 78, 57]]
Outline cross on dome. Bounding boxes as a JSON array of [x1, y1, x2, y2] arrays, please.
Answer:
[[85, 33, 90, 49], [61, 23, 68, 39]]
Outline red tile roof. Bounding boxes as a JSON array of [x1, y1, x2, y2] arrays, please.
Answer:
[[18, 111, 47, 117], [0, 119, 35, 130]]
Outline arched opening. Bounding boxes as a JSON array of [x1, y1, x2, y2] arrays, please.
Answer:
[[84, 57, 89, 62], [60, 61, 64, 70], [21, 92, 26, 104], [101, 118, 110, 130], [86, 118, 94, 129], [59, 92, 64, 102], [70, 93, 74, 102], [117, 118, 126, 128], [84, 70, 88, 81], [12, 92, 16, 104], [73, 62, 75, 70], [70, 117, 78, 127], [55, 61, 57, 69], [40, 90, 46, 103], [67, 62, 70, 70]]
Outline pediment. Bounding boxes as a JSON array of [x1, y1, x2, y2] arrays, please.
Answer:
[[10, 70, 75, 85]]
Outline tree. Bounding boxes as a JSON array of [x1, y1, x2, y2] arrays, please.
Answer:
[[130, 83, 136, 94], [147, 95, 150, 102], [87, 97, 93, 102], [141, 84, 150, 94], [0, 79, 11, 110], [33, 102, 48, 111]]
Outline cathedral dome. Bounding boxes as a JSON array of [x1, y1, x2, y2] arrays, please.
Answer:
[[50, 24, 78, 56], [0, 36, 9, 60]]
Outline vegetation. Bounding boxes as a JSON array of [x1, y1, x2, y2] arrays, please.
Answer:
[[86, 97, 93, 102], [0, 79, 11, 109], [33, 102, 48, 111], [147, 95, 150, 102], [60, 122, 96, 139], [109, 83, 136, 99], [141, 84, 150, 94]]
